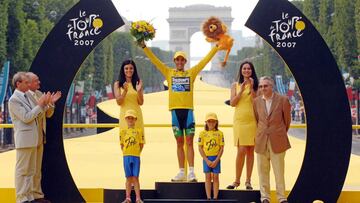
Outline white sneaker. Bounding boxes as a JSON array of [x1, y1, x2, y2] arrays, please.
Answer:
[[187, 172, 197, 182], [171, 172, 186, 182]]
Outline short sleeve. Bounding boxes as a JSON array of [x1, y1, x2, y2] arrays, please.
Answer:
[[219, 131, 224, 146], [198, 131, 204, 146], [119, 129, 125, 145], [139, 129, 145, 144]]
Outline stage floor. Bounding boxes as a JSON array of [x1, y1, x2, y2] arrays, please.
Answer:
[[1, 127, 360, 202]]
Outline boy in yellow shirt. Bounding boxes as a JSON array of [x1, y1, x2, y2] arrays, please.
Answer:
[[198, 112, 224, 200], [120, 109, 145, 203]]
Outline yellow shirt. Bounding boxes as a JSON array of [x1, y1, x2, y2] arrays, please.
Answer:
[[120, 128, 145, 157], [198, 129, 224, 156], [143, 46, 219, 110]]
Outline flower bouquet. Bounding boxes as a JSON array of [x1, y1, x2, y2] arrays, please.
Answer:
[[130, 20, 156, 46]]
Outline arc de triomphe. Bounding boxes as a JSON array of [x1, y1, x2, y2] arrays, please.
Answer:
[[167, 5, 233, 69]]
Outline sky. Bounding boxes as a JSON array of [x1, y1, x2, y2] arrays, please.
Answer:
[[112, 0, 260, 68]]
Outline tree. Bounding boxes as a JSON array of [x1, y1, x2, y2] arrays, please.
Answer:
[[318, 0, 334, 45], [93, 43, 107, 92], [22, 19, 41, 70], [0, 0, 9, 65], [333, 0, 357, 72], [303, 0, 320, 26], [291, 0, 304, 11], [7, 0, 26, 75], [356, 0, 360, 55]]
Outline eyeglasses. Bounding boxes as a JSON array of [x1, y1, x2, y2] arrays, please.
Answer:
[[259, 84, 270, 88]]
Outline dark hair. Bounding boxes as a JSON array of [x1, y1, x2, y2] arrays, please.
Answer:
[[237, 61, 259, 91], [205, 121, 219, 131], [118, 59, 140, 89]]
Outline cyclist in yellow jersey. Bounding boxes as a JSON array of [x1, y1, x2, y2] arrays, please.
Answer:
[[140, 40, 220, 182]]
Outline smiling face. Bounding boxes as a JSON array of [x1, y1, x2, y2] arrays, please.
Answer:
[[28, 74, 40, 91], [125, 116, 137, 128], [17, 75, 30, 93], [259, 78, 273, 98], [206, 119, 217, 131], [124, 64, 134, 79], [174, 56, 187, 71], [241, 63, 252, 79]]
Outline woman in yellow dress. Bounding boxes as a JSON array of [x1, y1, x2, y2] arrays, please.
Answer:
[[227, 61, 258, 190], [113, 60, 144, 132]]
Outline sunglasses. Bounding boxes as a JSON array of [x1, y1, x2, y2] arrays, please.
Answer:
[[259, 84, 270, 88]]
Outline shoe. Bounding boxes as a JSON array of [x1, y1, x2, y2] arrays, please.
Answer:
[[226, 182, 240, 189], [187, 172, 197, 182], [171, 172, 186, 182], [245, 182, 253, 190], [34, 198, 51, 203], [262, 199, 270, 203], [135, 199, 144, 203], [121, 198, 131, 203], [280, 201, 288, 203]]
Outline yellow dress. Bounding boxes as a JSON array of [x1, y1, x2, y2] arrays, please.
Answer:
[[119, 85, 144, 132], [233, 83, 256, 146]]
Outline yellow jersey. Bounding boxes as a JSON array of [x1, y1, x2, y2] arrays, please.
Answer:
[[198, 129, 224, 156], [143, 46, 218, 110], [120, 128, 145, 157]]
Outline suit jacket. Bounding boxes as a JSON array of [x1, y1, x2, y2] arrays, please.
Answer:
[[253, 92, 291, 154], [9, 89, 44, 148]]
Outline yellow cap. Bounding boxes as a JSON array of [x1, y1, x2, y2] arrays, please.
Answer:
[[124, 109, 137, 119], [205, 112, 218, 121], [173, 51, 187, 60]]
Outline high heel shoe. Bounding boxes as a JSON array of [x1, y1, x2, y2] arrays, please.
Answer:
[[245, 182, 253, 190], [226, 182, 240, 189]]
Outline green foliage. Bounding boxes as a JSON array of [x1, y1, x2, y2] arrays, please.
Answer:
[[333, 0, 357, 71], [22, 19, 41, 70], [7, 0, 26, 75], [355, 0, 360, 54], [0, 0, 9, 65], [303, 0, 320, 25]]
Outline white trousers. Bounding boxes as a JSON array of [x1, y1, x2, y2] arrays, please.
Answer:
[[257, 140, 287, 202], [15, 144, 44, 203]]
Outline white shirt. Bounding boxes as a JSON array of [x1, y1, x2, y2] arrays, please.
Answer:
[[262, 93, 274, 115]]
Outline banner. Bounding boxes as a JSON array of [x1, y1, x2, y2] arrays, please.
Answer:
[[28, 0, 124, 201], [0, 61, 10, 105], [287, 78, 296, 97], [246, 0, 351, 202], [105, 84, 114, 99]]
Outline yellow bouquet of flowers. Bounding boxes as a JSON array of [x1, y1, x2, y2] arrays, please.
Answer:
[[130, 20, 156, 46]]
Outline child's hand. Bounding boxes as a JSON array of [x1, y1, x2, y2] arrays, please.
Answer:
[[206, 159, 212, 167], [210, 159, 219, 168]]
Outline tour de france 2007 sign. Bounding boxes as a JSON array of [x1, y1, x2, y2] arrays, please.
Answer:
[[66, 10, 104, 46], [268, 12, 305, 48]]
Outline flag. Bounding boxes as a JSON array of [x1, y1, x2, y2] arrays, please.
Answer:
[[106, 84, 114, 99], [288, 78, 296, 97]]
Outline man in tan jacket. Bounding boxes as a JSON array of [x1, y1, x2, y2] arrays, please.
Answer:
[[253, 76, 291, 203]]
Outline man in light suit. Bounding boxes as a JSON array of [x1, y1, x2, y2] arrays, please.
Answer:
[[253, 76, 291, 203], [9, 72, 50, 203], [25, 72, 61, 203]]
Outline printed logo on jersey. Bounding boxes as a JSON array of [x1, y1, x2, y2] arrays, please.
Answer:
[[172, 77, 190, 92]]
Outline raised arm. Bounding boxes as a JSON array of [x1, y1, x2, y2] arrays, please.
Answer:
[[190, 46, 219, 76], [142, 46, 169, 77]]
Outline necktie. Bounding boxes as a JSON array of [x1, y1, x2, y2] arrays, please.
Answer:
[[24, 94, 31, 105]]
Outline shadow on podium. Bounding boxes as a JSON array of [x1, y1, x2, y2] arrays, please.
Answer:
[[104, 182, 260, 203]]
